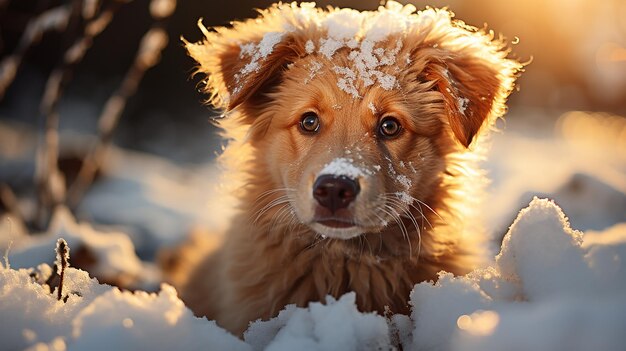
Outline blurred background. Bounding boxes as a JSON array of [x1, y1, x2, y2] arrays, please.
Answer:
[[0, 0, 624, 288], [1, 0, 625, 159]]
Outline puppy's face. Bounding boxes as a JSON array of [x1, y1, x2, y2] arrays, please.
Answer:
[[186, 3, 521, 241], [258, 53, 447, 239]]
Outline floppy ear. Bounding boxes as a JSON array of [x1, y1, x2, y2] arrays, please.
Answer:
[[184, 21, 302, 113], [414, 28, 522, 148], [424, 53, 506, 147]]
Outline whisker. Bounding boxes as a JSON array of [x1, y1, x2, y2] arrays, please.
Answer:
[[250, 187, 295, 216], [252, 196, 292, 224], [384, 196, 422, 260], [414, 198, 445, 223], [380, 192, 436, 231], [381, 203, 412, 259], [268, 204, 290, 234]]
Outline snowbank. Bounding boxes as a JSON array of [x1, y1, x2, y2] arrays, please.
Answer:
[[244, 293, 391, 351], [6, 206, 159, 290], [407, 198, 626, 351], [1, 198, 625, 350], [0, 266, 249, 351]]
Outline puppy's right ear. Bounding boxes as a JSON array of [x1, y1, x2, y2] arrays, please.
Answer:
[[185, 21, 299, 113]]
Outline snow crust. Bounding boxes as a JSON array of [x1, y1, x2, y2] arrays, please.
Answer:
[[2, 198, 625, 350]]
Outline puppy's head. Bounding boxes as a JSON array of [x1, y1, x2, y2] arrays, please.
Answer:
[[187, 3, 522, 241]]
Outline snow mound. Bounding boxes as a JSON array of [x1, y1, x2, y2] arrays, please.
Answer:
[[1, 198, 625, 350], [244, 293, 391, 351], [69, 284, 249, 351], [6, 206, 158, 289], [407, 197, 626, 351], [78, 147, 234, 259], [0, 265, 249, 351]]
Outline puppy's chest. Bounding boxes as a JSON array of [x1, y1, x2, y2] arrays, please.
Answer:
[[236, 246, 424, 315]]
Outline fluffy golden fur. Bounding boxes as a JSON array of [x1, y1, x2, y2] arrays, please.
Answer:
[[170, 2, 522, 335]]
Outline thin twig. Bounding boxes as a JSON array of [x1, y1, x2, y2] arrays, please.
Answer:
[[55, 238, 70, 301], [34, 0, 124, 228], [34, 0, 84, 229]]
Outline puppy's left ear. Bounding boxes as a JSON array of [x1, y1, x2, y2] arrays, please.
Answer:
[[422, 36, 522, 148]]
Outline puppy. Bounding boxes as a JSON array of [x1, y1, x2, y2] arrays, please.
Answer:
[[174, 2, 522, 335]]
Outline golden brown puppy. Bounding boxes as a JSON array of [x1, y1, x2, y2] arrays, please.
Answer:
[[174, 2, 522, 335]]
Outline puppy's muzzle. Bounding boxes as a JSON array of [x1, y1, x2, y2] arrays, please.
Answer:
[[312, 175, 360, 213]]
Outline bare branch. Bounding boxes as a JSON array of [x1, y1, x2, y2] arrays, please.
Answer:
[[35, 1, 123, 228], [68, 1, 175, 207], [55, 238, 70, 301]]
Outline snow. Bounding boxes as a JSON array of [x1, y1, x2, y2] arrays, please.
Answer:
[[333, 66, 361, 98], [69, 284, 249, 351], [304, 40, 315, 54], [483, 110, 626, 237], [2, 197, 625, 350], [7, 206, 155, 289], [367, 102, 377, 114], [318, 157, 372, 178], [319, 38, 344, 59], [232, 2, 431, 98], [395, 174, 411, 189], [244, 293, 391, 351], [405, 198, 626, 351], [0, 265, 249, 351], [0, 1, 625, 348], [237, 32, 285, 77], [457, 97, 470, 115], [54, 238, 70, 273], [77, 146, 236, 260], [322, 9, 362, 40]]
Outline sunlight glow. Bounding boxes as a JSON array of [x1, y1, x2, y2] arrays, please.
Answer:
[[456, 310, 500, 336]]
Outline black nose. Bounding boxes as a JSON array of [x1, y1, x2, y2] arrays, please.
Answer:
[[313, 175, 360, 213]]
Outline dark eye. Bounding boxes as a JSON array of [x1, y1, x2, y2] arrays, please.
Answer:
[[378, 117, 401, 138], [300, 112, 320, 133]]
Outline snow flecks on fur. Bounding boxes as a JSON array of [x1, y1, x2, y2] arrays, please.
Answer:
[[367, 102, 377, 114], [457, 97, 470, 115], [380, 157, 414, 204], [319, 158, 374, 178], [309, 2, 414, 96], [333, 66, 361, 98], [232, 2, 422, 98], [394, 173, 413, 204], [304, 60, 323, 84], [396, 174, 412, 189], [340, 38, 402, 92], [236, 32, 285, 77], [305, 40, 315, 54], [395, 191, 414, 205], [319, 38, 345, 59]]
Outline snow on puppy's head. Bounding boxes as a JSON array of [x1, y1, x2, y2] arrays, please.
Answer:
[[185, 1, 522, 148]]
